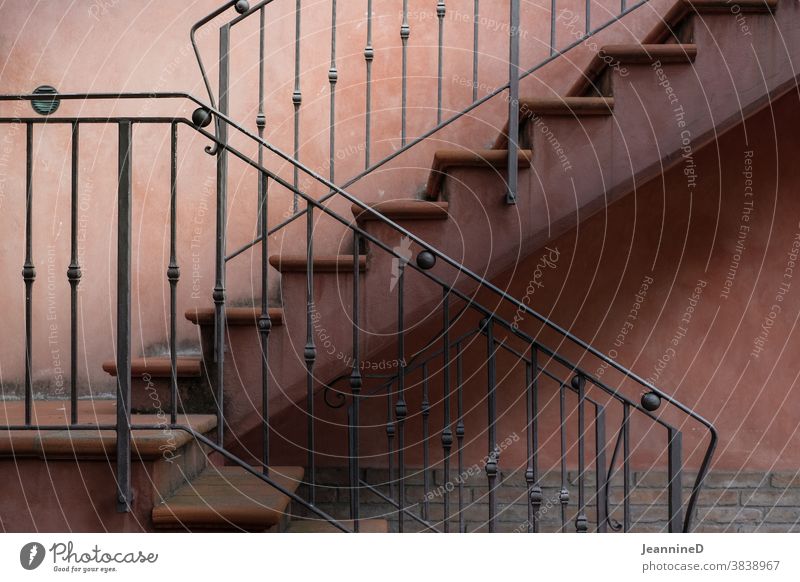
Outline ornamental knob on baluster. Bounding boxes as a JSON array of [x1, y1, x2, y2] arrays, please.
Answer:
[[529, 485, 543, 506], [416, 250, 436, 270], [234, 1, 250, 14], [641, 391, 662, 412], [192, 107, 213, 128], [559, 488, 570, 504]]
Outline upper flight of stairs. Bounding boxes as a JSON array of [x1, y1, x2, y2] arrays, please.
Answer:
[[221, 0, 794, 447], [81, 0, 791, 530]]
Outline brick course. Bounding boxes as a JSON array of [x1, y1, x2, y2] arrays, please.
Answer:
[[293, 468, 800, 533]]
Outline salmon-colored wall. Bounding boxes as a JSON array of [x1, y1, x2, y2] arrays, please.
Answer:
[[0, 0, 671, 396], [265, 88, 800, 476]]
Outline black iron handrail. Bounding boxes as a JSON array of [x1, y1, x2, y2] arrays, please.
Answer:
[[0, 26, 717, 530]]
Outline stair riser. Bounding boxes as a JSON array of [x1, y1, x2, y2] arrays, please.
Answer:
[[0, 437, 211, 532]]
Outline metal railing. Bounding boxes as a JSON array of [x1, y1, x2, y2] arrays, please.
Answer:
[[0, 0, 717, 532]]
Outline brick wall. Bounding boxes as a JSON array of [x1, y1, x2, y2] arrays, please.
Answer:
[[292, 468, 800, 532]]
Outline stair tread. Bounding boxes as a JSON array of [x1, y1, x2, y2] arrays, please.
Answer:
[[494, 97, 614, 148], [426, 149, 533, 199], [102, 357, 202, 378], [0, 400, 216, 459], [644, 0, 778, 44], [152, 466, 304, 530], [185, 306, 284, 327], [269, 254, 368, 273], [285, 518, 389, 533], [352, 200, 449, 222], [568, 44, 697, 97]]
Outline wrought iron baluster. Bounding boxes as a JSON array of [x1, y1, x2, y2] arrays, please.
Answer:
[[68, 122, 81, 425], [574, 374, 588, 533], [529, 347, 542, 532], [387, 379, 396, 504], [305, 203, 317, 505], [23, 122, 34, 427], [395, 261, 407, 532], [292, 0, 302, 212], [485, 318, 498, 532], [668, 428, 684, 532], [116, 121, 133, 512], [214, 25, 231, 447], [595, 403, 608, 532], [364, 0, 373, 169], [506, 0, 520, 204], [623, 403, 631, 531], [168, 122, 180, 425], [586, 0, 591, 34], [421, 362, 431, 521], [349, 233, 362, 531], [455, 340, 465, 533], [525, 346, 542, 533], [550, 0, 557, 55], [440, 290, 453, 533], [559, 383, 569, 531], [329, 0, 338, 183], [525, 360, 533, 532], [400, 0, 409, 146], [472, 0, 479, 101], [436, 1, 446, 124], [257, 5, 272, 475]]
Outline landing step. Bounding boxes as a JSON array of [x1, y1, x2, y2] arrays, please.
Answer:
[[0, 400, 216, 459], [644, 0, 778, 44], [568, 44, 697, 97], [285, 519, 389, 533], [425, 149, 533, 199], [495, 97, 614, 148], [352, 200, 449, 222], [185, 307, 284, 327], [152, 466, 304, 531], [269, 254, 368, 274], [102, 357, 202, 378]]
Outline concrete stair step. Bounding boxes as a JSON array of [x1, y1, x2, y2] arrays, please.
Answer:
[[425, 149, 533, 199], [269, 254, 368, 273], [352, 200, 449, 223], [101, 357, 202, 378], [152, 465, 304, 531], [0, 400, 216, 460], [644, 0, 778, 43], [284, 518, 389, 533], [494, 97, 614, 148], [568, 44, 698, 97], [185, 306, 284, 327]]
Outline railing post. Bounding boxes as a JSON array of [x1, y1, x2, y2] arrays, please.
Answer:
[[668, 428, 684, 532], [22, 122, 34, 427], [116, 121, 133, 512], [395, 261, 408, 532], [484, 318, 498, 532], [574, 374, 588, 532], [68, 122, 81, 425], [168, 122, 180, 425], [257, 6, 272, 475], [441, 290, 453, 533], [506, 0, 520, 204], [595, 404, 608, 532], [349, 233, 362, 530], [214, 24, 231, 447]]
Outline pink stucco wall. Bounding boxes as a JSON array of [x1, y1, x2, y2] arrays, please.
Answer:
[[0, 0, 671, 396]]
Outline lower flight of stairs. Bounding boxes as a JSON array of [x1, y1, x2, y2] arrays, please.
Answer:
[[152, 465, 389, 532]]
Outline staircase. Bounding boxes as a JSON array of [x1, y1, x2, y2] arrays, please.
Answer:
[[4, 0, 795, 532]]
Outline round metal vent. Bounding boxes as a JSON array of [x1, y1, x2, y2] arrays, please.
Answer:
[[31, 85, 60, 116]]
